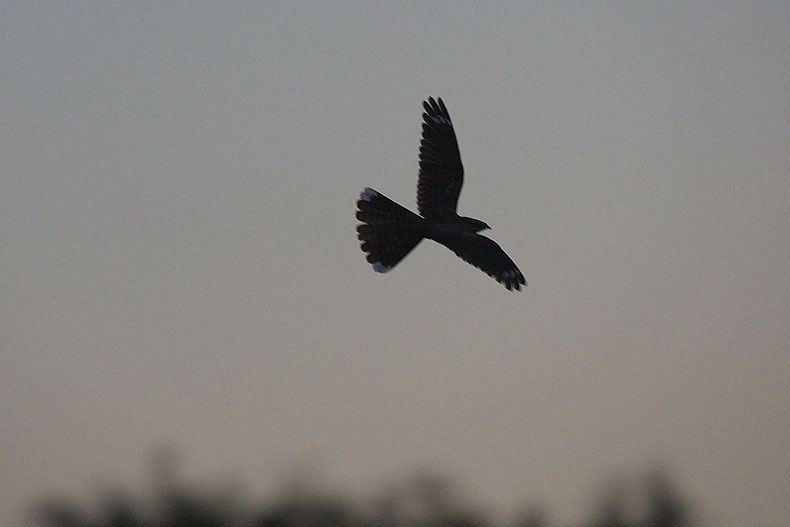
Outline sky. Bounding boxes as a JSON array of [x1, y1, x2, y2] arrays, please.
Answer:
[[2, 3, 789, 526]]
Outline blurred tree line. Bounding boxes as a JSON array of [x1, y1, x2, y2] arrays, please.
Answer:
[[33, 450, 690, 527]]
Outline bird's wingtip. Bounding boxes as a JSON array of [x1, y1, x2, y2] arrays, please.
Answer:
[[372, 261, 392, 273]]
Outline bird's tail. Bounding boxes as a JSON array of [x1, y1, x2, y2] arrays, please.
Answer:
[[356, 188, 424, 273]]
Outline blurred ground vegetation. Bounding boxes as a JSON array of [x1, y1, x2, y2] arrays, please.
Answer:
[[33, 450, 690, 527]]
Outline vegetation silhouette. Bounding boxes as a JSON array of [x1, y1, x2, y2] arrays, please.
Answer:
[[33, 452, 690, 527]]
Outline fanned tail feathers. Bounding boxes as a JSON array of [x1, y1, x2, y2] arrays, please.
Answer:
[[356, 188, 424, 272]]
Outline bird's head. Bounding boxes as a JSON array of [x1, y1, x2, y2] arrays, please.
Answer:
[[460, 216, 491, 233]]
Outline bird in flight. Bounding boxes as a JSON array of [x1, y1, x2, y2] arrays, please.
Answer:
[[356, 97, 526, 291]]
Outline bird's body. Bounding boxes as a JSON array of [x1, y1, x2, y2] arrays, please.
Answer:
[[356, 97, 526, 291]]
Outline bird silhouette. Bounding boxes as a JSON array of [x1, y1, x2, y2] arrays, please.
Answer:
[[356, 97, 526, 291]]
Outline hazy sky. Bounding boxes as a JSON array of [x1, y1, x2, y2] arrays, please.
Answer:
[[2, 3, 789, 526]]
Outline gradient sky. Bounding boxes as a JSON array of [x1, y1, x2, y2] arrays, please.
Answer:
[[2, 3, 789, 526]]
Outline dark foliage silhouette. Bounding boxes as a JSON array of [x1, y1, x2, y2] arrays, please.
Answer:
[[33, 454, 690, 527]]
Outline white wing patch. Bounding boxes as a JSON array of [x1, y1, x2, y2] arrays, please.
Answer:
[[372, 261, 392, 273], [360, 188, 379, 202]]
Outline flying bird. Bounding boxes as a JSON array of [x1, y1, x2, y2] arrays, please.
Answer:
[[356, 97, 526, 291]]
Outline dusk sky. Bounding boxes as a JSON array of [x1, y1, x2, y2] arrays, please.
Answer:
[[2, 3, 789, 526]]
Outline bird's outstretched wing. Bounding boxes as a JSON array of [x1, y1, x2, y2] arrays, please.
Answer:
[[433, 230, 527, 291], [417, 97, 465, 218]]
